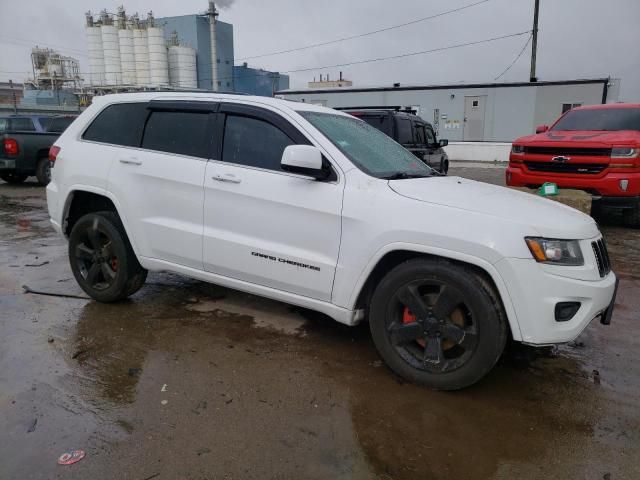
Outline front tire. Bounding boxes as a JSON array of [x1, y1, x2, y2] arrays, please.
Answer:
[[69, 211, 147, 302], [369, 258, 507, 390]]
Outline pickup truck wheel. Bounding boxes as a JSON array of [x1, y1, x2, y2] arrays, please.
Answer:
[[69, 212, 147, 302], [369, 258, 507, 390], [35, 158, 51, 185], [623, 205, 640, 228], [0, 173, 28, 184]]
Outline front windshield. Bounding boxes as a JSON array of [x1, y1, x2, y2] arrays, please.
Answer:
[[552, 108, 640, 131], [298, 111, 433, 179]]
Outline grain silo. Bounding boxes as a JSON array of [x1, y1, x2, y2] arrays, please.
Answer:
[[84, 12, 105, 86], [132, 15, 150, 87], [168, 32, 197, 89], [117, 7, 136, 85], [100, 11, 122, 85], [147, 12, 169, 87]]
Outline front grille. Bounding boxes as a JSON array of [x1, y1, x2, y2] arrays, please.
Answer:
[[524, 146, 611, 157], [592, 238, 611, 278], [525, 161, 607, 174]]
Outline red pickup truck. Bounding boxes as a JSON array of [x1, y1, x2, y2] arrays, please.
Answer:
[[507, 104, 640, 227]]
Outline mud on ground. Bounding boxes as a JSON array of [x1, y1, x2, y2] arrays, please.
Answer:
[[0, 165, 638, 479]]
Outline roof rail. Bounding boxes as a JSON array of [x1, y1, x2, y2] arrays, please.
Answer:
[[335, 106, 417, 114]]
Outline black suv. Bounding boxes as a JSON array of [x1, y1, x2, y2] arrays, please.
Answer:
[[339, 107, 449, 174]]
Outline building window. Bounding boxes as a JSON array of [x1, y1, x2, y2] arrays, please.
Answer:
[[217, 81, 222, 87], [562, 103, 582, 114], [216, 59, 220, 64], [226, 82, 231, 87], [225, 60, 230, 65]]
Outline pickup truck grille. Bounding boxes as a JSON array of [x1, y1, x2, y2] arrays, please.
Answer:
[[592, 238, 611, 278], [524, 161, 607, 174], [524, 146, 612, 157]]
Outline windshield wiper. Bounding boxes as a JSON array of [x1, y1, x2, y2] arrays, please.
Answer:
[[381, 172, 433, 180]]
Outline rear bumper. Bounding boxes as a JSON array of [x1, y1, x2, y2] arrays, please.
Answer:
[[496, 257, 616, 345], [506, 165, 640, 198]]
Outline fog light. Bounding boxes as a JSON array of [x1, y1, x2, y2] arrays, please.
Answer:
[[555, 302, 581, 322], [620, 179, 629, 191]]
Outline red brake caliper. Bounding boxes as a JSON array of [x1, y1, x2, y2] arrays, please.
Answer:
[[403, 307, 426, 347]]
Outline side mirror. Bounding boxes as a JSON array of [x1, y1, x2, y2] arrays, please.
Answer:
[[536, 125, 549, 134], [281, 145, 328, 180], [439, 139, 449, 147]]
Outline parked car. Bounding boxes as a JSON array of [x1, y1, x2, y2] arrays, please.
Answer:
[[0, 114, 76, 185], [47, 93, 616, 390], [339, 107, 450, 174], [507, 103, 640, 227]]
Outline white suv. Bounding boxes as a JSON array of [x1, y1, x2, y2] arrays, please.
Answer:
[[46, 92, 617, 390]]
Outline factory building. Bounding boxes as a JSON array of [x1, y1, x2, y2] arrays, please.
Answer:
[[157, 10, 234, 92], [278, 78, 621, 142], [233, 63, 289, 97]]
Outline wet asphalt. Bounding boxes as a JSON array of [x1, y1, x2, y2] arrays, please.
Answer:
[[0, 163, 638, 480]]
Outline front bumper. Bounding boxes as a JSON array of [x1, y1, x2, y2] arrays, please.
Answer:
[[506, 165, 640, 198], [496, 257, 617, 345]]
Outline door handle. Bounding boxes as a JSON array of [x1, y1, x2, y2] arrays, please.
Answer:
[[119, 157, 142, 166], [212, 174, 241, 184]]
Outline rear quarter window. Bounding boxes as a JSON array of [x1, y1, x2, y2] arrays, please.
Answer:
[[10, 118, 36, 132], [83, 103, 148, 147], [40, 116, 75, 133]]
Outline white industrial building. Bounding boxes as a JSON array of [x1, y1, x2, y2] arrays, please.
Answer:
[[277, 78, 622, 161]]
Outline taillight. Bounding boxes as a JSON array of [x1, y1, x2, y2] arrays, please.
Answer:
[[3, 138, 19, 155], [49, 145, 61, 165]]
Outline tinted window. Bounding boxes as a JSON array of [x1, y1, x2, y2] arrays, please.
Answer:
[[10, 118, 35, 131], [40, 116, 75, 133], [425, 126, 436, 145], [0, 118, 7, 132], [357, 114, 393, 136], [552, 108, 640, 131], [83, 103, 148, 147], [142, 111, 210, 158], [222, 115, 294, 171], [413, 123, 425, 144], [397, 118, 413, 144]]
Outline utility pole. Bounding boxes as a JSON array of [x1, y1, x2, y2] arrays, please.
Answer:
[[530, 0, 540, 82]]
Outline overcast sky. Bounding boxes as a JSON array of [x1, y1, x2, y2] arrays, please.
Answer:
[[0, 0, 638, 101]]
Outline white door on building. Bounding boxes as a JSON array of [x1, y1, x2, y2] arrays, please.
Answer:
[[463, 96, 487, 141]]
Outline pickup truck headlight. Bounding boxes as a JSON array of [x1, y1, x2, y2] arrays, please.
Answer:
[[525, 237, 584, 266], [511, 145, 525, 154], [611, 147, 638, 158]]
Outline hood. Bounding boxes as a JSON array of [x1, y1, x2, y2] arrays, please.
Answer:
[[516, 130, 640, 147], [389, 176, 599, 239]]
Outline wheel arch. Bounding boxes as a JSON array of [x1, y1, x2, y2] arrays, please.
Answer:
[[61, 187, 140, 256], [349, 244, 523, 341]]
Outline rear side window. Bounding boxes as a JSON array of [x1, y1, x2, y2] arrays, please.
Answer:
[[0, 118, 7, 132], [222, 115, 294, 171], [397, 118, 413, 145], [141, 111, 210, 158], [10, 118, 36, 131], [83, 103, 148, 147], [413, 123, 425, 144], [40, 116, 75, 133], [425, 126, 436, 145]]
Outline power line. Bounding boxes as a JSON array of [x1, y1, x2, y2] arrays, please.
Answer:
[[236, 0, 491, 61], [494, 33, 532, 80]]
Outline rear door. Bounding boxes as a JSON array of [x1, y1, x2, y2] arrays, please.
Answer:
[[203, 103, 343, 301], [106, 101, 216, 269]]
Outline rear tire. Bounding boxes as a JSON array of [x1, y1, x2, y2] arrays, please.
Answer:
[[35, 158, 51, 186], [0, 173, 28, 184], [369, 258, 507, 390], [69, 211, 147, 302]]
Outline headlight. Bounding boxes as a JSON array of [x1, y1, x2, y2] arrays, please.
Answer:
[[525, 237, 584, 265], [611, 147, 638, 158], [511, 145, 525, 154]]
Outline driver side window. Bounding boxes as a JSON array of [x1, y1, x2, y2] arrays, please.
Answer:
[[425, 126, 436, 146]]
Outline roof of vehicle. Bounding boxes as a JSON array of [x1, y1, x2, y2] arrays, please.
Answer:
[[0, 114, 76, 119], [90, 91, 344, 116], [571, 103, 640, 111]]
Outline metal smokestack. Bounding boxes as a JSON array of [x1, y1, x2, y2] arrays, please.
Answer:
[[208, 1, 219, 91]]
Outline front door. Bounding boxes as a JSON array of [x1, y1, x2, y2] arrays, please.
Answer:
[[463, 96, 487, 141], [203, 104, 343, 302]]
